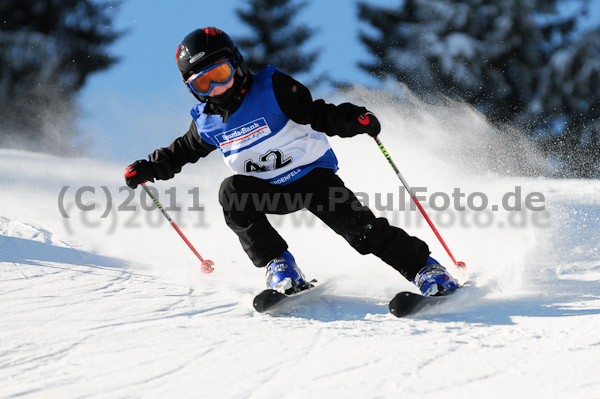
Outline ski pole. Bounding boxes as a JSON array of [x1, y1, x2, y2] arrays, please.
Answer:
[[373, 136, 466, 269], [140, 182, 215, 274]]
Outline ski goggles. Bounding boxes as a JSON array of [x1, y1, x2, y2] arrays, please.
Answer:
[[186, 59, 234, 96]]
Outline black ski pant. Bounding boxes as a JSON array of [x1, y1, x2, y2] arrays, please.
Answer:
[[218, 168, 429, 281]]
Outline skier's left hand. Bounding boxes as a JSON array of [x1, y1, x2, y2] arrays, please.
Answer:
[[355, 110, 381, 137]]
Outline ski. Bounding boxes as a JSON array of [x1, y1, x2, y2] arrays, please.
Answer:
[[253, 280, 324, 314], [388, 290, 457, 318]]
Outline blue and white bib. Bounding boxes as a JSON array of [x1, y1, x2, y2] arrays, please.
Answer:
[[190, 66, 338, 185]]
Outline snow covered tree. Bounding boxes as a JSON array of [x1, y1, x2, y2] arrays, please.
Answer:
[[358, 0, 599, 177], [234, 0, 317, 75], [358, 0, 566, 121], [0, 0, 121, 153], [532, 27, 600, 177]]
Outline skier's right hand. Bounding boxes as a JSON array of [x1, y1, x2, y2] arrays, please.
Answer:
[[124, 160, 155, 189]]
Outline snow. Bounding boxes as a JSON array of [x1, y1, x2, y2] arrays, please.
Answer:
[[2, 96, 600, 398]]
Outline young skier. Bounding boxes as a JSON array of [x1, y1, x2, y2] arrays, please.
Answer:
[[125, 27, 458, 297]]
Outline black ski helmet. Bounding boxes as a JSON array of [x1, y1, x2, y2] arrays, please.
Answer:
[[175, 27, 250, 114]]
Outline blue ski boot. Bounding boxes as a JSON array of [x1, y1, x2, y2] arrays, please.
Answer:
[[413, 256, 459, 296], [265, 250, 307, 295]]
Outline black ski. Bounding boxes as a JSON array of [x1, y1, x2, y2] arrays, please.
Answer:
[[253, 280, 324, 314], [388, 291, 455, 317]]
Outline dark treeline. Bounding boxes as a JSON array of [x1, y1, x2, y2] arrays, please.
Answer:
[[1, 0, 598, 177], [356, 0, 600, 178]]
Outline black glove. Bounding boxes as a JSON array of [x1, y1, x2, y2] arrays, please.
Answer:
[[355, 110, 381, 137], [124, 160, 155, 189]]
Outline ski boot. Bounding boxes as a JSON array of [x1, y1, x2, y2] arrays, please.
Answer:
[[265, 250, 307, 295], [413, 256, 459, 297]]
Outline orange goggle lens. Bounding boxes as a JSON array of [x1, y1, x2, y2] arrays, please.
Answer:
[[186, 60, 234, 95]]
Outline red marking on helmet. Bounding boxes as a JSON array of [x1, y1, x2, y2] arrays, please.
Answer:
[[444, 275, 449, 280], [175, 43, 182, 62], [358, 113, 370, 125], [202, 27, 222, 36], [292, 85, 297, 93]]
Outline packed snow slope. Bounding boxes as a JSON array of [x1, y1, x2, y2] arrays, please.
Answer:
[[2, 91, 600, 398]]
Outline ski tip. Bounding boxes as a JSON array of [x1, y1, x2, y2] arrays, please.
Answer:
[[253, 289, 286, 313], [388, 292, 415, 318], [252, 280, 325, 314]]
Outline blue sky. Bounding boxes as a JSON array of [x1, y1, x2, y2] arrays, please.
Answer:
[[77, 0, 391, 162], [77, 0, 599, 163]]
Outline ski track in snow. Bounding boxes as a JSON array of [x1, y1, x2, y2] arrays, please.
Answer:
[[2, 99, 600, 398]]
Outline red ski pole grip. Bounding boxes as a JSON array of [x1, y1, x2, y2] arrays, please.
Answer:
[[358, 113, 371, 125], [124, 165, 137, 178]]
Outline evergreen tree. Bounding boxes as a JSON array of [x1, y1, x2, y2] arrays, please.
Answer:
[[533, 27, 600, 177], [358, 0, 599, 177], [234, 0, 317, 75], [358, 0, 564, 122], [0, 0, 121, 153]]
